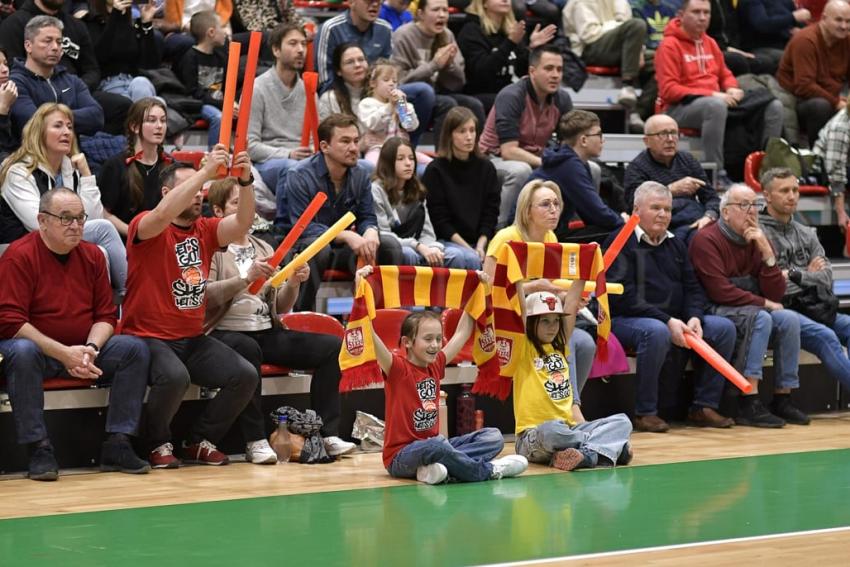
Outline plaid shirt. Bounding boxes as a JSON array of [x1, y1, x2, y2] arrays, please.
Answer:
[[813, 109, 850, 196]]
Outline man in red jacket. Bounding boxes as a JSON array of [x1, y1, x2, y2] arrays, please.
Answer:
[[776, 0, 850, 145], [689, 184, 807, 428], [656, 0, 783, 186], [0, 189, 150, 481]]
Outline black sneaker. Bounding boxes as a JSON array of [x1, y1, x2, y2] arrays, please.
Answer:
[[28, 443, 59, 481], [616, 443, 634, 466], [771, 398, 811, 425], [100, 438, 151, 474], [735, 397, 785, 428]]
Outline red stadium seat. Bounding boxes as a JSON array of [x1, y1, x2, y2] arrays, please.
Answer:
[[373, 308, 410, 354], [679, 127, 700, 138], [261, 363, 291, 377], [281, 311, 345, 338], [322, 269, 354, 282], [172, 150, 205, 169], [586, 66, 621, 76], [744, 151, 829, 196], [441, 308, 474, 364]]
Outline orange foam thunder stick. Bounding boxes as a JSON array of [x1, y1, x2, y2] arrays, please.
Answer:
[[231, 31, 262, 177], [217, 40, 242, 177], [684, 333, 753, 394]]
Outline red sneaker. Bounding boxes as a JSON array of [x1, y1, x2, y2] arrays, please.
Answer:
[[182, 440, 229, 465], [149, 442, 180, 469]]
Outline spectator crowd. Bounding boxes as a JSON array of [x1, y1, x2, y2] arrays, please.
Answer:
[[2, 0, 850, 483]]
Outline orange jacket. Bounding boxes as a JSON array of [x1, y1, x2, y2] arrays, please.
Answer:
[[165, 0, 233, 27]]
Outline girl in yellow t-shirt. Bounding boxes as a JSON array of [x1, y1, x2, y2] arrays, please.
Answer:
[[514, 290, 633, 471]]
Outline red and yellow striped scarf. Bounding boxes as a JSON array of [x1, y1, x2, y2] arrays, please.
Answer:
[[475, 241, 610, 399], [338, 266, 498, 392]]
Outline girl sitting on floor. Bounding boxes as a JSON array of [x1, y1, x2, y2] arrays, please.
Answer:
[[356, 264, 528, 485], [515, 288, 634, 471]]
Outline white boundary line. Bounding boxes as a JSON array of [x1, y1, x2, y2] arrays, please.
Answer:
[[482, 525, 850, 566]]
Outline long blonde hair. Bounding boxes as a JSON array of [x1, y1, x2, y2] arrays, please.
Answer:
[[514, 179, 562, 242], [466, 0, 516, 36], [0, 103, 80, 186]]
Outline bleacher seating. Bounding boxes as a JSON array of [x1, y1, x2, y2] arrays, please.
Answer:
[[744, 151, 830, 196]]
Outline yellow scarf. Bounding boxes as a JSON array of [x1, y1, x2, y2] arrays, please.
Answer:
[[474, 242, 610, 399], [338, 266, 498, 392]]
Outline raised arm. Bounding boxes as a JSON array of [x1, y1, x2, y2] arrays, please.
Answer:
[[216, 152, 256, 246], [356, 265, 393, 374], [136, 145, 227, 240], [443, 271, 490, 362]]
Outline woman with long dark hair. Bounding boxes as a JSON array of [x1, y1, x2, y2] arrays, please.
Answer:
[[372, 136, 470, 267], [0, 46, 18, 162], [423, 106, 500, 269], [97, 97, 172, 237], [318, 43, 369, 120]]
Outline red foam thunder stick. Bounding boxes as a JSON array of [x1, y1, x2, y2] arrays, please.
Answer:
[[217, 40, 242, 177], [300, 71, 320, 151], [231, 31, 262, 177], [684, 333, 753, 394], [246, 192, 328, 295]]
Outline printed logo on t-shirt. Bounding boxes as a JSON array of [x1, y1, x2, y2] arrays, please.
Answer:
[[413, 377, 438, 431], [171, 237, 207, 310], [539, 353, 571, 401]]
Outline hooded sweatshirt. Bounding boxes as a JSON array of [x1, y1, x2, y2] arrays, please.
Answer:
[[759, 211, 833, 296], [655, 16, 737, 112], [528, 144, 623, 240]]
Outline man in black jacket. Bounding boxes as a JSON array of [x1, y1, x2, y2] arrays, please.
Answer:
[[0, 0, 129, 133], [606, 180, 736, 433]]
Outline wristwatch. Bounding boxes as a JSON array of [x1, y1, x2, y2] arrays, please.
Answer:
[[237, 173, 254, 187], [763, 256, 777, 268], [85, 342, 100, 354]]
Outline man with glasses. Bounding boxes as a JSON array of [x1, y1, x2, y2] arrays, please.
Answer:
[[760, 167, 850, 398], [528, 109, 624, 242], [690, 183, 806, 428], [624, 114, 719, 242], [607, 181, 736, 432], [0, 188, 151, 480]]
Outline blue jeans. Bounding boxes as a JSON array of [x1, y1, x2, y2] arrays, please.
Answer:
[[98, 74, 157, 102], [401, 244, 481, 268], [387, 428, 504, 482], [515, 414, 632, 465], [743, 309, 800, 388], [797, 311, 850, 392], [201, 104, 222, 150], [439, 241, 482, 269], [83, 218, 127, 295], [398, 82, 435, 147], [0, 336, 150, 444], [612, 315, 736, 415], [568, 327, 596, 405]]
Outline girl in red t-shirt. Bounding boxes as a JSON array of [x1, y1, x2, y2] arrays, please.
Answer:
[[357, 265, 528, 485]]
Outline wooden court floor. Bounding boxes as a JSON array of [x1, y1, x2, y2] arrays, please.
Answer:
[[2, 413, 850, 565]]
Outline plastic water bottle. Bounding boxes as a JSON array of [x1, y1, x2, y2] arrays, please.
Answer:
[[456, 384, 476, 436], [271, 415, 292, 463], [396, 100, 415, 130]]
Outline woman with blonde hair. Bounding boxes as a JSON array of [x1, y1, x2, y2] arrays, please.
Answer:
[[0, 103, 127, 294], [483, 179, 598, 422], [458, 0, 556, 110]]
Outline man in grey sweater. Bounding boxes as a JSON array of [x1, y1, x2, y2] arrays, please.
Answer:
[[760, 166, 850, 396], [248, 22, 312, 208]]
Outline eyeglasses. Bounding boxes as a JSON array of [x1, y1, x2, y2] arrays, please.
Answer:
[[535, 200, 562, 211], [41, 211, 88, 226], [584, 130, 604, 139], [725, 201, 764, 212], [646, 130, 680, 140]]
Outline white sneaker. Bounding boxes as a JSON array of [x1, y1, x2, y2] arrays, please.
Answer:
[[628, 111, 645, 133], [416, 462, 449, 485], [323, 436, 356, 457], [490, 455, 529, 479], [617, 85, 638, 109], [246, 439, 278, 464]]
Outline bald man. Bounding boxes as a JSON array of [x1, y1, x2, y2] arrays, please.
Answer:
[[623, 114, 719, 241], [777, 0, 850, 144], [690, 184, 807, 428]]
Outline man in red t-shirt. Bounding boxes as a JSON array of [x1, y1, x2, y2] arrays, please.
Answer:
[[0, 189, 150, 481], [120, 146, 258, 468]]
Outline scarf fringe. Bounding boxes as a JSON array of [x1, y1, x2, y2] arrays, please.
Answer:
[[339, 361, 383, 393], [471, 372, 513, 401]]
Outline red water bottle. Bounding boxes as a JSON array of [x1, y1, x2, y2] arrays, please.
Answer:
[[456, 384, 476, 436]]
